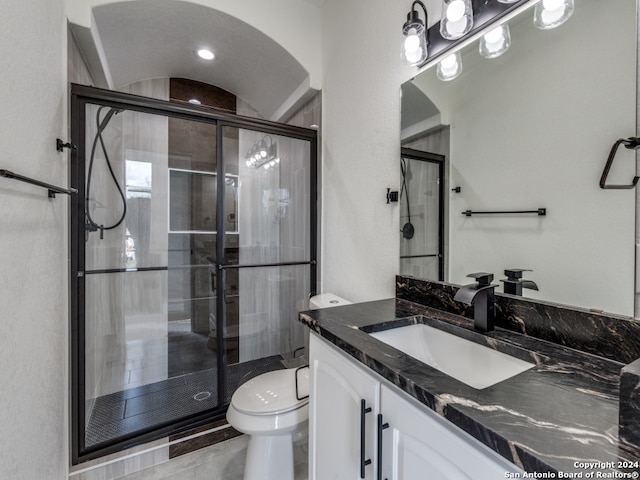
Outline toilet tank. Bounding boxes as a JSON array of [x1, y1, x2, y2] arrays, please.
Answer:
[[309, 293, 352, 309]]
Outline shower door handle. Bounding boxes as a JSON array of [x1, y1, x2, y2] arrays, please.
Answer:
[[360, 399, 372, 478]]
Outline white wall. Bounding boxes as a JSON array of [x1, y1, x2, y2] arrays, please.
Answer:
[[320, 0, 414, 302], [0, 0, 68, 478], [414, 0, 636, 316]]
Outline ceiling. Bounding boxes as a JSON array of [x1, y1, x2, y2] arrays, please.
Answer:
[[401, 82, 439, 131], [77, 0, 313, 119]]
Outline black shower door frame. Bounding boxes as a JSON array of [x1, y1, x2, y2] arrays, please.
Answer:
[[70, 84, 318, 463], [400, 147, 445, 281]]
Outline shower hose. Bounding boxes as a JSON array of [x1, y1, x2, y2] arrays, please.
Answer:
[[85, 106, 127, 240]]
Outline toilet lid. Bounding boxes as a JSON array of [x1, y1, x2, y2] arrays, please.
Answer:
[[231, 367, 309, 416]]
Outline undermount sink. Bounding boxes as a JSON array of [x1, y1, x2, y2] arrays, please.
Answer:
[[367, 322, 535, 389]]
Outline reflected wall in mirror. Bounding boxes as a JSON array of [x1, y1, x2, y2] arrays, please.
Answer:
[[401, 0, 637, 316]]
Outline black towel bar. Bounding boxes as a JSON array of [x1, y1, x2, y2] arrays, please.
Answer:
[[0, 169, 78, 198], [462, 208, 546, 217]]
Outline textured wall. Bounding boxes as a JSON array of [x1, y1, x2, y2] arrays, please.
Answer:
[[320, 0, 413, 302], [0, 0, 67, 478]]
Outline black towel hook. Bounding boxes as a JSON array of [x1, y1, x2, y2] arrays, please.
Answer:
[[599, 137, 640, 189]]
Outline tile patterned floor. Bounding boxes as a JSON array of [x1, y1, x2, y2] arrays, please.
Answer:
[[86, 355, 285, 448], [113, 435, 309, 480]]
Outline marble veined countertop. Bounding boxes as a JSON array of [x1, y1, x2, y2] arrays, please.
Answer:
[[299, 298, 640, 477]]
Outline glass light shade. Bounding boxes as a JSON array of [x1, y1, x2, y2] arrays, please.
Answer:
[[403, 23, 428, 66], [440, 0, 473, 40], [534, 0, 574, 29], [437, 52, 463, 81], [479, 24, 511, 59], [497, 0, 519, 3]]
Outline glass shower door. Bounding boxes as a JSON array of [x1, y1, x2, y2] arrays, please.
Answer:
[[219, 126, 314, 402], [399, 148, 445, 281], [71, 85, 317, 463], [80, 106, 223, 452]]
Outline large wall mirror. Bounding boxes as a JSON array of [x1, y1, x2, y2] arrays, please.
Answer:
[[400, 0, 637, 317]]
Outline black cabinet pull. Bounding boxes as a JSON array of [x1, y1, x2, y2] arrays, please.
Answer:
[[360, 399, 372, 478], [377, 413, 389, 480]]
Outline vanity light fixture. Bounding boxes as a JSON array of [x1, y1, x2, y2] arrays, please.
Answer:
[[479, 23, 511, 59], [245, 135, 280, 170], [402, 0, 429, 66], [440, 0, 473, 40], [197, 48, 215, 60], [437, 51, 463, 81], [534, 0, 574, 30]]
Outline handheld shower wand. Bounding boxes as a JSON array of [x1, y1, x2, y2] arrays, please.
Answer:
[[85, 106, 127, 240]]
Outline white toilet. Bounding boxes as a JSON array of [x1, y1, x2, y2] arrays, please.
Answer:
[[226, 293, 352, 480]]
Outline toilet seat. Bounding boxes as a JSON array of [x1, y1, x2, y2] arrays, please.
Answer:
[[231, 368, 309, 416]]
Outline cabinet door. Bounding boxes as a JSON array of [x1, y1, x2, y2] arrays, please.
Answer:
[[309, 333, 380, 480], [379, 384, 522, 480]]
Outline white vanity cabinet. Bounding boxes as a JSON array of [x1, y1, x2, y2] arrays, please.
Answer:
[[309, 333, 523, 480], [309, 333, 380, 479]]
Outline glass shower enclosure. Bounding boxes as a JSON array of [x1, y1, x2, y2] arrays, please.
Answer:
[[399, 148, 444, 281], [70, 85, 317, 463]]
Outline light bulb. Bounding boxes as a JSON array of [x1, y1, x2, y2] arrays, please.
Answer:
[[441, 55, 457, 69], [402, 24, 427, 66], [437, 52, 462, 81], [404, 33, 420, 53], [534, 0, 574, 29], [479, 24, 511, 59], [542, 0, 564, 10], [485, 26, 503, 44], [440, 0, 473, 40], [260, 149, 267, 158], [405, 46, 424, 65], [446, 0, 465, 22]]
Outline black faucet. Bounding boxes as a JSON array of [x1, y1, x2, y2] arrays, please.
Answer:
[[453, 272, 497, 332], [500, 269, 538, 296]]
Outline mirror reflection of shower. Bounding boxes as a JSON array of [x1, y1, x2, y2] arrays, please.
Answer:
[[399, 149, 445, 282]]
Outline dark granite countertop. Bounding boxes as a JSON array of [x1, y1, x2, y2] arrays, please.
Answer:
[[299, 298, 640, 477]]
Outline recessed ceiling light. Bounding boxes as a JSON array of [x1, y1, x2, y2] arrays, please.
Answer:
[[197, 49, 214, 60], [188, 98, 202, 105]]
